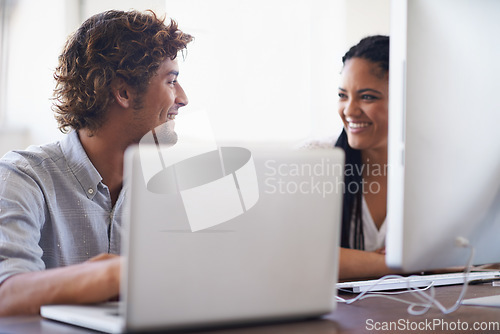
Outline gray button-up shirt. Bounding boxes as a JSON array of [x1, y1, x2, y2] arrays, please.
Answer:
[[0, 131, 126, 284]]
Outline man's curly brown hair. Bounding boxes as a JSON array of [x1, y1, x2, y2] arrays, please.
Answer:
[[53, 10, 193, 134]]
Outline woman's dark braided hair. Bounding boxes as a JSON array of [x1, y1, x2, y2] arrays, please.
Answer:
[[335, 35, 389, 249]]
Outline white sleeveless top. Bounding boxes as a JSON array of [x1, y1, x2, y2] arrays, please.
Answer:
[[349, 196, 386, 251]]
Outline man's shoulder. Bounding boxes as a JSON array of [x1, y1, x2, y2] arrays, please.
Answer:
[[0, 141, 66, 202], [1, 140, 64, 172]]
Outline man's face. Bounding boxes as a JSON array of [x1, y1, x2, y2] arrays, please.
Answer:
[[131, 58, 188, 142]]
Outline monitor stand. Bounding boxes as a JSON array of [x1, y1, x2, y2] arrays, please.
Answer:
[[462, 294, 500, 308]]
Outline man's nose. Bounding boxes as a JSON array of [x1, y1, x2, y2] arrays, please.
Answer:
[[175, 83, 188, 107]]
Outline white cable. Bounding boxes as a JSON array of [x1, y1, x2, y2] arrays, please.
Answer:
[[337, 238, 475, 316]]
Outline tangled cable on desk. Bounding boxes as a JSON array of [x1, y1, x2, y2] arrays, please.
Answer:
[[336, 238, 475, 316]]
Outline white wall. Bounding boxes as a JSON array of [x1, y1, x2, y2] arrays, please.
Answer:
[[1, 0, 68, 155], [163, 0, 389, 144], [345, 0, 390, 47], [163, 0, 344, 145], [0, 0, 389, 156], [81, 0, 166, 21]]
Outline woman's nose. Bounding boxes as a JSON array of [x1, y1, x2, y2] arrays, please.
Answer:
[[343, 99, 362, 118]]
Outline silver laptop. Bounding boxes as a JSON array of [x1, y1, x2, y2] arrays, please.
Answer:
[[41, 144, 344, 333]]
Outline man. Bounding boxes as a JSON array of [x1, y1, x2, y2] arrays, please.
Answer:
[[0, 10, 192, 315]]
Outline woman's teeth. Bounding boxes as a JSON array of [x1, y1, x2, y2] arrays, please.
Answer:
[[349, 122, 371, 129], [167, 114, 176, 120]]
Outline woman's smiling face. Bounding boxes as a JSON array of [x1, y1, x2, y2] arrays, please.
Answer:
[[338, 57, 389, 153]]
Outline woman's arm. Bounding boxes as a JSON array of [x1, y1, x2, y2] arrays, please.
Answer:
[[339, 247, 395, 280], [0, 254, 121, 316]]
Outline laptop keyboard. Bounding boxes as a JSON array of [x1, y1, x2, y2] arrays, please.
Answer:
[[107, 311, 122, 317]]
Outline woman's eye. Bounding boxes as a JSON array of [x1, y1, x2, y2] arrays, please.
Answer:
[[338, 92, 347, 99], [362, 95, 377, 100], [168, 80, 177, 85]]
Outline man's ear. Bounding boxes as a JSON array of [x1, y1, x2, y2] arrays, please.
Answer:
[[111, 78, 133, 108]]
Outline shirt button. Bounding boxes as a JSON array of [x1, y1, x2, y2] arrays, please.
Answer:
[[88, 188, 94, 194]]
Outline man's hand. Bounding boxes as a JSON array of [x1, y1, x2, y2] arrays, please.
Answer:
[[0, 253, 122, 316], [86, 253, 120, 262]]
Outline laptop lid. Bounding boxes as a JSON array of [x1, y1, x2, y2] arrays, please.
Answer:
[[121, 144, 344, 332], [41, 143, 344, 333]]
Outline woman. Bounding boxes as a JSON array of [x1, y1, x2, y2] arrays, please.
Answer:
[[335, 35, 393, 279]]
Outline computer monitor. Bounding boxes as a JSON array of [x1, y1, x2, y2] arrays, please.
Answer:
[[386, 0, 500, 273]]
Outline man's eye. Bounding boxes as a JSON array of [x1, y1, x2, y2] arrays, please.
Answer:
[[338, 93, 347, 99], [362, 95, 377, 100], [168, 80, 178, 85]]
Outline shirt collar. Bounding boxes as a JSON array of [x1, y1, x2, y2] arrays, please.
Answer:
[[60, 131, 102, 200]]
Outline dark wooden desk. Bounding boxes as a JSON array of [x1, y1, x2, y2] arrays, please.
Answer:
[[1, 284, 499, 334], [329, 284, 500, 333]]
